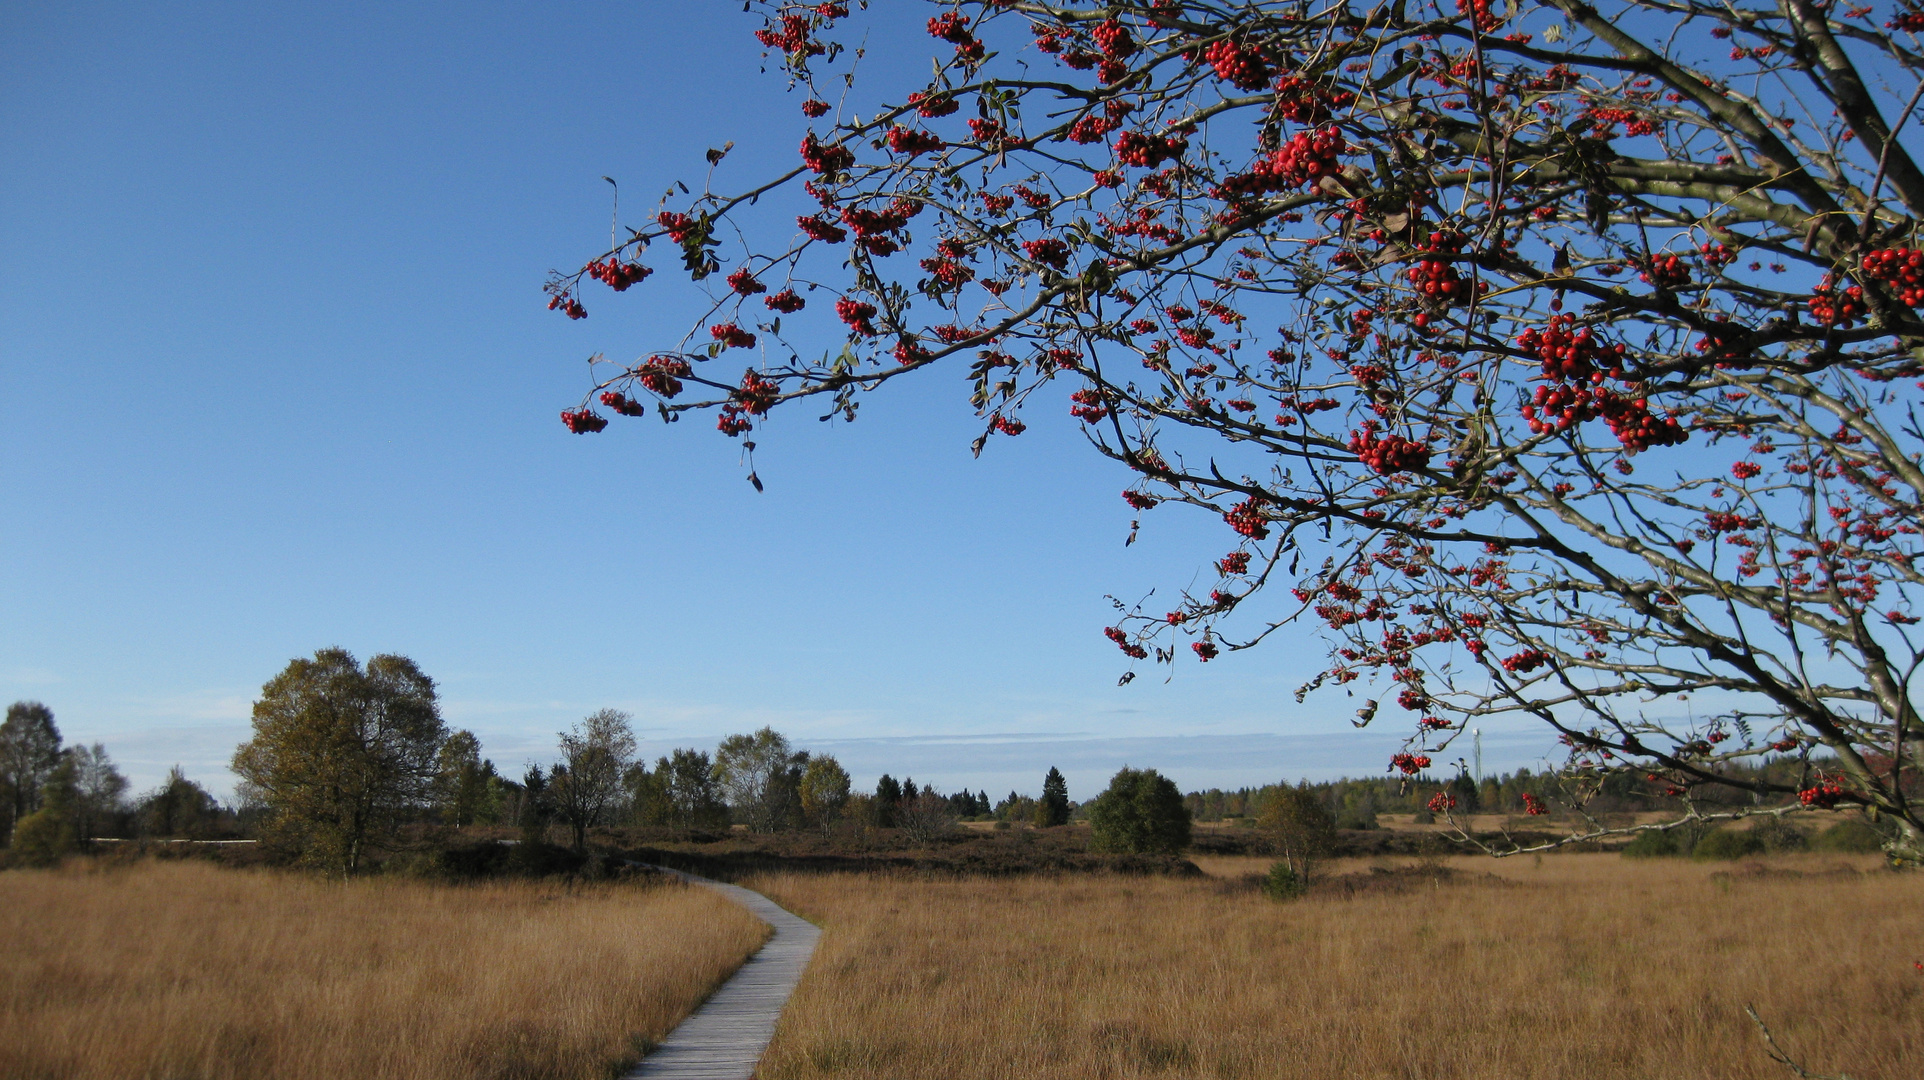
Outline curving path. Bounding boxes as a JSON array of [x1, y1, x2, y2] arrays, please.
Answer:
[[625, 866, 820, 1080]]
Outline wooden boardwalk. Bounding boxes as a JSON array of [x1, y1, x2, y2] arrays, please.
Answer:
[[625, 867, 820, 1080]]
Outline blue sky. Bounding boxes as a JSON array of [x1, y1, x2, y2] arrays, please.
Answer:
[[0, 2, 1563, 802]]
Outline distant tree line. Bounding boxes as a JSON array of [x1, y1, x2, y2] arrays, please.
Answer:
[[0, 700, 247, 866]]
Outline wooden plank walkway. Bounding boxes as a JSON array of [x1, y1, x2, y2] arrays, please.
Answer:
[[625, 867, 820, 1080]]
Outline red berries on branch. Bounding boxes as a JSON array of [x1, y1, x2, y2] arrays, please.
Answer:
[[1426, 791, 1456, 813], [1809, 278, 1867, 327], [797, 214, 848, 243], [765, 288, 806, 313], [1270, 76, 1354, 125], [1070, 387, 1110, 423], [1218, 551, 1251, 575], [1457, 0, 1502, 31], [1113, 130, 1189, 168], [1192, 641, 1219, 661], [726, 267, 766, 295], [547, 294, 587, 319], [560, 408, 607, 434], [1220, 127, 1348, 194], [1799, 779, 1849, 808], [800, 133, 855, 175], [1390, 752, 1433, 775], [801, 99, 831, 118], [1521, 792, 1548, 815], [587, 258, 652, 291], [886, 126, 946, 156], [657, 211, 698, 243], [1501, 649, 1550, 673], [1861, 246, 1924, 305], [906, 90, 959, 117], [1223, 498, 1270, 540], [1022, 238, 1072, 269], [637, 356, 691, 399], [1516, 316, 1628, 382], [991, 414, 1026, 436], [755, 14, 825, 59], [1105, 625, 1149, 660], [1204, 39, 1271, 90], [835, 297, 879, 336], [710, 323, 756, 349], [1350, 423, 1432, 475], [600, 391, 648, 417], [1091, 19, 1136, 59], [1639, 253, 1691, 289]]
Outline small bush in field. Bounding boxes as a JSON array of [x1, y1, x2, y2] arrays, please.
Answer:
[[1815, 818, 1887, 853], [1088, 767, 1191, 855], [1621, 830, 1684, 858], [1692, 828, 1765, 861], [1750, 818, 1808, 854], [1261, 861, 1306, 900]]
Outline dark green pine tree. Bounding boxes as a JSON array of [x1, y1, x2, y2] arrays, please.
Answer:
[[1038, 766, 1070, 828], [872, 774, 901, 827]]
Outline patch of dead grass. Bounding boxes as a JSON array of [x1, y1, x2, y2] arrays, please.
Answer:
[[0, 859, 767, 1080], [749, 853, 1920, 1079]]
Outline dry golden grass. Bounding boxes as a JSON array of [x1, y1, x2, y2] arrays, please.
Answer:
[[0, 859, 768, 1080], [750, 854, 1922, 1079]]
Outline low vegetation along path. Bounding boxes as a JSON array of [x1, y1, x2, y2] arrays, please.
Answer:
[[625, 866, 821, 1080]]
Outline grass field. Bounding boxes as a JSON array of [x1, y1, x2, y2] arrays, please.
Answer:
[[0, 859, 767, 1080], [750, 853, 1921, 1080]]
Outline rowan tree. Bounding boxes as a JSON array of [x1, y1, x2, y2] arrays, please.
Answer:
[[553, 1, 1924, 867], [232, 649, 446, 874]]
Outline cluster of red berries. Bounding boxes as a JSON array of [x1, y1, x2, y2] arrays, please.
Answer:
[[637, 356, 690, 398], [1105, 625, 1149, 660], [1224, 498, 1270, 540], [1092, 18, 1136, 58], [1204, 39, 1271, 89], [1799, 780, 1848, 808], [1390, 753, 1433, 775], [800, 133, 855, 175], [1218, 551, 1251, 575], [1809, 278, 1867, 327], [1113, 130, 1189, 168], [1426, 791, 1456, 813], [1122, 489, 1159, 510], [657, 211, 697, 243], [1522, 382, 1608, 435], [1890, 11, 1924, 30], [1192, 641, 1219, 661], [547, 294, 587, 319], [1516, 316, 1629, 381], [587, 258, 651, 291], [726, 267, 765, 295], [1521, 792, 1548, 815], [1861, 246, 1924, 305], [1639, 253, 1691, 289], [927, 12, 983, 61], [1070, 387, 1109, 422], [886, 126, 945, 156], [797, 214, 848, 243], [1023, 238, 1072, 269], [1601, 396, 1689, 451], [599, 390, 647, 417], [710, 323, 756, 349], [801, 99, 830, 118], [1349, 423, 1432, 475], [755, 14, 824, 58], [1272, 127, 1349, 189], [835, 297, 878, 336], [560, 408, 607, 433], [906, 90, 959, 117], [1407, 239, 1480, 307], [1270, 76, 1354, 124], [765, 288, 806, 313], [1456, 0, 1501, 31], [1501, 649, 1549, 673], [1730, 460, 1762, 480], [992, 414, 1026, 435]]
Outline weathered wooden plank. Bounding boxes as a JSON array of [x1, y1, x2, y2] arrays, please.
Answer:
[[626, 867, 820, 1080]]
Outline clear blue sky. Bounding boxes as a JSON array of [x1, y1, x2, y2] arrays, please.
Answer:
[[0, 2, 1560, 802]]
